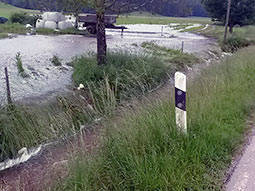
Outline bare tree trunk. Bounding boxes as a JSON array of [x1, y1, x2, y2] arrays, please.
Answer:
[[96, 12, 107, 65]]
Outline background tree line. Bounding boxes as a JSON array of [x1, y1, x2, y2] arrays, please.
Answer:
[[0, 0, 208, 17]]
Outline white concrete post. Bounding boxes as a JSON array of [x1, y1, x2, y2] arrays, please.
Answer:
[[161, 26, 164, 36], [175, 72, 187, 134]]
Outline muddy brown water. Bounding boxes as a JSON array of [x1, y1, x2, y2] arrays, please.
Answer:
[[0, 24, 216, 105]]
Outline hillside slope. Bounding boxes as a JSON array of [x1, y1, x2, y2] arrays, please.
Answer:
[[0, 2, 38, 18]]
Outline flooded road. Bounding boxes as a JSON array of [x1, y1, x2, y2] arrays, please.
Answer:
[[0, 24, 216, 104]]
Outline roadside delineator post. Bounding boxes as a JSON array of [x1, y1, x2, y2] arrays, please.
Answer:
[[175, 72, 187, 134], [161, 26, 164, 36], [5, 67, 12, 104]]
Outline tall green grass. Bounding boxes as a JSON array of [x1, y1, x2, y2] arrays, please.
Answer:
[[0, 96, 93, 162], [72, 51, 168, 115], [0, 23, 26, 34], [199, 25, 255, 52], [60, 46, 255, 190]]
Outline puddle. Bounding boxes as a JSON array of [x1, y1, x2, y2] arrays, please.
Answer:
[[0, 24, 216, 105]]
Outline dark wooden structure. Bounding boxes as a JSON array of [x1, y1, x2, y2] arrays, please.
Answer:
[[78, 14, 126, 34]]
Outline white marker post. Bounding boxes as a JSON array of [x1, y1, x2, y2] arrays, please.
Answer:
[[175, 72, 187, 134]]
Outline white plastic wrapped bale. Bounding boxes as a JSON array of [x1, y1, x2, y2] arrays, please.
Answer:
[[65, 15, 76, 26], [44, 21, 57, 29], [58, 21, 73, 30], [36, 19, 45, 28], [60, 14, 66, 21], [42, 12, 62, 22]]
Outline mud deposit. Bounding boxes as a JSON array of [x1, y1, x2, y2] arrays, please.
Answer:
[[0, 24, 215, 105]]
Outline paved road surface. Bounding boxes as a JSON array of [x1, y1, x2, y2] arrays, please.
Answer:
[[225, 120, 255, 191]]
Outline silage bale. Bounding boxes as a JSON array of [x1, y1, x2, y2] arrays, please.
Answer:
[[42, 12, 48, 21], [67, 21, 73, 28], [36, 19, 45, 28], [42, 12, 62, 22], [60, 14, 66, 21], [44, 21, 57, 29], [58, 21, 74, 30]]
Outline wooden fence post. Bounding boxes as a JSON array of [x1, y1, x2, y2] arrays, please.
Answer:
[[181, 41, 184, 53], [175, 72, 187, 134], [5, 67, 12, 104]]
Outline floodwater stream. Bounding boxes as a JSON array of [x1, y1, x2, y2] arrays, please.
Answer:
[[0, 24, 216, 105]]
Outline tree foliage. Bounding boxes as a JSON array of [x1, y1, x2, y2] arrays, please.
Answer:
[[202, 0, 255, 29], [1, 0, 207, 17]]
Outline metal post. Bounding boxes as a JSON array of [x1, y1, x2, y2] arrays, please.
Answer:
[[181, 41, 184, 53], [121, 28, 124, 37], [224, 0, 232, 43], [5, 67, 12, 104], [175, 72, 187, 134]]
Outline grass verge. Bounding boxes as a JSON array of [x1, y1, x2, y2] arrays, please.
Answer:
[[0, 33, 8, 39], [0, 23, 26, 34], [60, 46, 255, 190], [141, 41, 200, 73], [117, 15, 212, 25], [199, 25, 255, 52]]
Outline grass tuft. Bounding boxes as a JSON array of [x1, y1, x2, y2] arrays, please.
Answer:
[[50, 55, 62, 66], [72, 51, 168, 115]]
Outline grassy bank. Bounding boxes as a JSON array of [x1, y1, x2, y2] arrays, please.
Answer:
[[60, 46, 255, 190], [0, 23, 27, 39], [117, 14, 211, 25], [0, 2, 38, 18], [199, 25, 255, 52], [0, 23, 26, 34]]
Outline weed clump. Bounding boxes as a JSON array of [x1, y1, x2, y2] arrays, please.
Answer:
[[221, 36, 253, 53], [51, 55, 62, 66], [15, 52, 29, 78], [15, 52, 24, 73]]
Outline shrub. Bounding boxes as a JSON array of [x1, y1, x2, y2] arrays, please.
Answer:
[[221, 36, 253, 53], [10, 12, 36, 25]]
